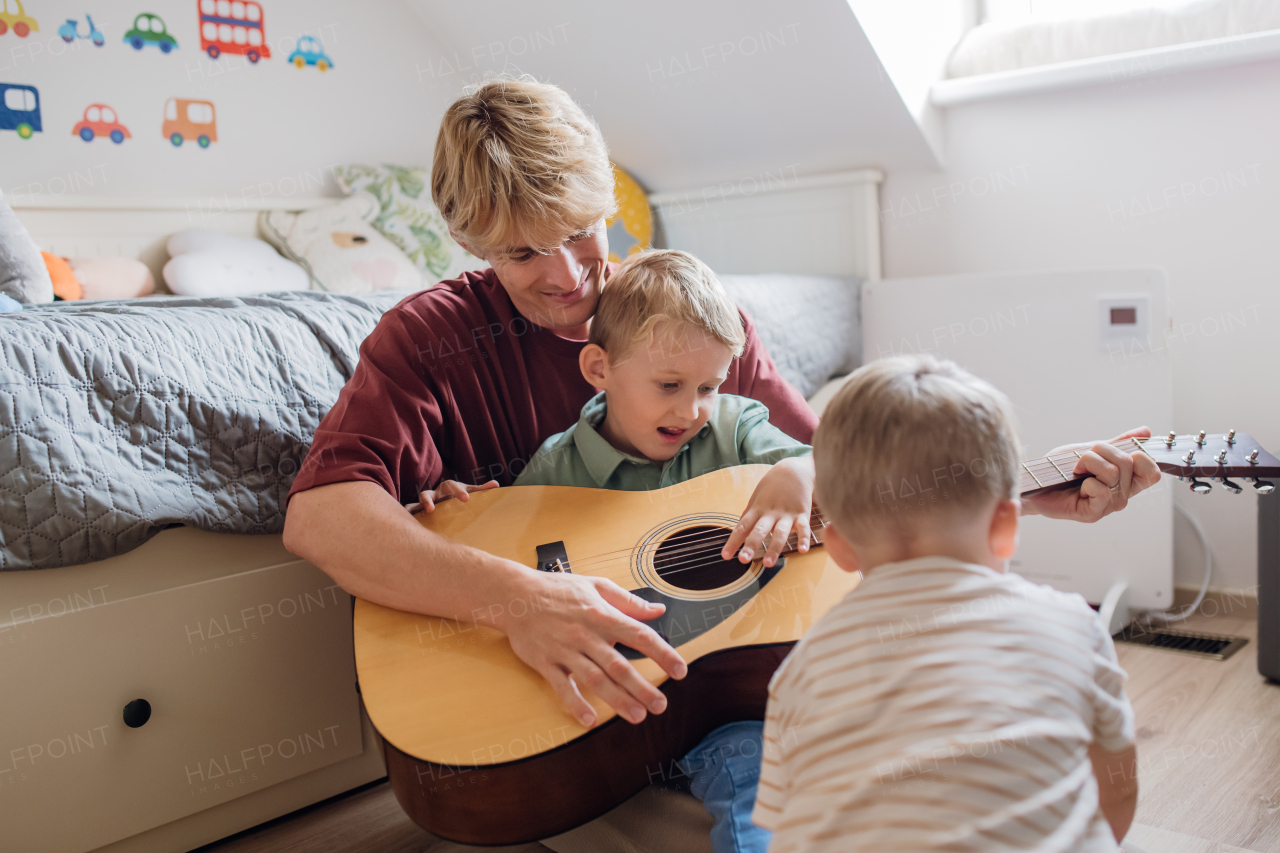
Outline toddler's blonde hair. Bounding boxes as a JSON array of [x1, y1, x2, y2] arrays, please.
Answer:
[[814, 354, 1021, 541], [590, 250, 745, 363]]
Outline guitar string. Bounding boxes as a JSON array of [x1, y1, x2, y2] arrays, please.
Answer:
[[555, 437, 1143, 574], [554, 509, 827, 574], [533, 435, 1159, 575]]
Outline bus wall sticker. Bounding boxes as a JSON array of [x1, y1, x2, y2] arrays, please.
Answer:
[[0, 83, 40, 138], [198, 0, 270, 63], [163, 98, 216, 148], [124, 12, 178, 52], [0, 0, 38, 38], [74, 104, 130, 143], [289, 35, 333, 71]]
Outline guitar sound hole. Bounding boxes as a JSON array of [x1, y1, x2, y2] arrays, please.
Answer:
[[653, 526, 747, 591]]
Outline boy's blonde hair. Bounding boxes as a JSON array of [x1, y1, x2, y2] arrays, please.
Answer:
[[590, 250, 745, 363], [431, 77, 617, 257], [814, 354, 1020, 541]]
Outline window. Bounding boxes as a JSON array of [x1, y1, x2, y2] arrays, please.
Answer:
[[101, 107, 115, 123], [217, 0, 231, 16], [219, 23, 232, 41], [233, 25, 246, 44], [246, 3, 260, 22], [983, 0, 1206, 22], [248, 28, 261, 45], [187, 102, 213, 124], [4, 87, 34, 112], [152, 17, 164, 33], [200, 0, 215, 13], [231, 1, 245, 18], [136, 16, 150, 31], [165, 99, 177, 120], [203, 21, 217, 39], [86, 106, 101, 122]]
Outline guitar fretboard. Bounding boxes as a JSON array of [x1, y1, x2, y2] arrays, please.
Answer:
[[1018, 437, 1146, 495]]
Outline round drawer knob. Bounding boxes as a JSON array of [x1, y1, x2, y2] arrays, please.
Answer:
[[123, 698, 152, 728]]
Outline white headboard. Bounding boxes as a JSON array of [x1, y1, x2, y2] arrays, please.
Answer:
[[11, 167, 884, 287], [10, 195, 334, 287], [650, 168, 883, 281]]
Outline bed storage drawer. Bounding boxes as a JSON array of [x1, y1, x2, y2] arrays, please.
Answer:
[[0, 534, 363, 853]]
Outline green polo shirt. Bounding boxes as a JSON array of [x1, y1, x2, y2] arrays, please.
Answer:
[[512, 392, 812, 491]]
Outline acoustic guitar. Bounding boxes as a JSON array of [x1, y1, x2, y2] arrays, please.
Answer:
[[353, 431, 1278, 845]]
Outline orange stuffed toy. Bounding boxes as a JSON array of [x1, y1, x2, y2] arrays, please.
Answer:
[[41, 252, 83, 300]]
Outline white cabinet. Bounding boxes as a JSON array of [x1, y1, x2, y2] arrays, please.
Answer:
[[0, 530, 365, 853]]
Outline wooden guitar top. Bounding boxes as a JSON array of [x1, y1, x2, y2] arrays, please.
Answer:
[[353, 465, 860, 767]]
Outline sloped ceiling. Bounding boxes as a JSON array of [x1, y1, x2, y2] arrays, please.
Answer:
[[408, 0, 940, 193]]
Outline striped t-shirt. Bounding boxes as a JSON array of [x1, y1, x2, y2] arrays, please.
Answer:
[[753, 556, 1135, 852]]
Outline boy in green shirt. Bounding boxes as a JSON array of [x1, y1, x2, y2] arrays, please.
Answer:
[[422, 249, 816, 853]]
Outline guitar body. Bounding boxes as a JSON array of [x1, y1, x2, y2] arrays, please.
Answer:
[[353, 465, 860, 845]]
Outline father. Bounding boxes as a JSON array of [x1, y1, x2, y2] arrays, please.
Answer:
[[283, 79, 1159, 850]]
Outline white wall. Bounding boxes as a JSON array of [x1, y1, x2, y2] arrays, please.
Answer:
[[1, 0, 452, 204], [881, 58, 1280, 592]]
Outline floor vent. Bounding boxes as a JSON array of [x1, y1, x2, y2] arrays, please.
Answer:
[[1114, 625, 1249, 661]]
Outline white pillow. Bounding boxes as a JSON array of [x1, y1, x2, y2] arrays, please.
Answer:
[[258, 193, 423, 294], [163, 229, 309, 297]]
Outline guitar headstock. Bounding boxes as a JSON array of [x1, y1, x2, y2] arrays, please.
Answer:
[[1137, 430, 1279, 494]]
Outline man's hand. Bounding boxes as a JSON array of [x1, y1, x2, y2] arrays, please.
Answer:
[[1022, 427, 1162, 522], [406, 479, 499, 514], [497, 571, 688, 729], [720, 456, 815, 567]]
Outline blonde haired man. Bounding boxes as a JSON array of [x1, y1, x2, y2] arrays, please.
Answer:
[[754, 355, 1139, 852], [284, 77, 1158, 850]]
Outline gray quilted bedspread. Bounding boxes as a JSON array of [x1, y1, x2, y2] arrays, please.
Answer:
[[0, 290, 409, 571]]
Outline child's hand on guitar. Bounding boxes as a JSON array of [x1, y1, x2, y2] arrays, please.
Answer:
[[407, 479, 499, 514], [721, 456, 815, 567]]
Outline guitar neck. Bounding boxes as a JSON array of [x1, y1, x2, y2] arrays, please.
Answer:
[[1018, 436, 1146, 495]]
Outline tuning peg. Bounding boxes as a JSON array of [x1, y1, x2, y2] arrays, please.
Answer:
[[1183, 450, 1196, 464], [1188, 478, 1212, 494], [1249, 449, 1260, 464], [1255, 479, 1276, 495], [1215, 449, 1228, 465], [1226, 429, 1236, 445], [1197, 430, 1207, 446], [1220, 479, 1243, 494], [1165, 431, 1176, 446]]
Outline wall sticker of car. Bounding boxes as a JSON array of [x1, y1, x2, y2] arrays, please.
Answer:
[[0, 0, 38, 38], [163, 97, 216, 148], [73, 104, 130, 143], [0, 83, 40, 138], [124, 12, 177, 52], [288, 35, 332, 71]]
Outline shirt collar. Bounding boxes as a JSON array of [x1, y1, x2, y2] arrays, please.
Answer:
[[571, 392, 704, 487]]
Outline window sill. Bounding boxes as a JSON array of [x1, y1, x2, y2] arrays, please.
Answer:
[[930, 28, 1280, 106]]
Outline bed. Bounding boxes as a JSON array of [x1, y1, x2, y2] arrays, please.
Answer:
[[1, 173, 880, 853]]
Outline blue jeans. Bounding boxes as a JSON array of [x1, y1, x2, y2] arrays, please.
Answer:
[[678, 721, 771, 853]]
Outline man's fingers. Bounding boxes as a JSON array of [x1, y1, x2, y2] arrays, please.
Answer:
[[1075, 475, 1111, 523], [594, 582, 687, 682], [570, 655, 649, 725], [585, 642, 668, 719], [546, 665, 597, 729]]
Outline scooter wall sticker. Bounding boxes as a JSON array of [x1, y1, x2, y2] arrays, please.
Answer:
[[59, 15, 105, 46]]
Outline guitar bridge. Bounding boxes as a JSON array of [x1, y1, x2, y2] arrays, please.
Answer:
[[535, 541, 572, 573]]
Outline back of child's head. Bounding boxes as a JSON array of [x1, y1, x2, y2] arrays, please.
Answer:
[[814, 354, 1021, 543], [590, 250, 745, 363]]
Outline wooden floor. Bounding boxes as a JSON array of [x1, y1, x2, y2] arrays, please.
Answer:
[[199, 601, 1279, 853]]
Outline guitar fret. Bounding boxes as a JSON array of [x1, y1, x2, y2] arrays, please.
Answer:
[[1022, 462, 1044, 488], [1045, 456, 1070, 482]]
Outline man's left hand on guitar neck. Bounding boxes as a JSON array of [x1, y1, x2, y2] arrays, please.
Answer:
[[1021, 426, 1161, 522]]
